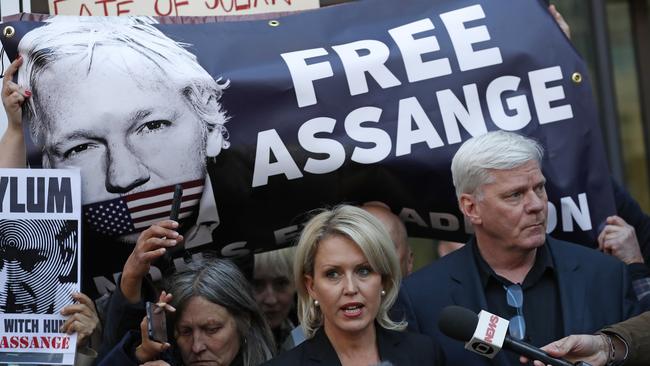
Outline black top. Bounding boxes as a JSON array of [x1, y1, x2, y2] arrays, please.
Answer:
[[473, 240, 564, 364], [263, 324, 445, 365]]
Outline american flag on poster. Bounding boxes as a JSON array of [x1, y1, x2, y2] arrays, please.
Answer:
[[83, 180, 203, 236]]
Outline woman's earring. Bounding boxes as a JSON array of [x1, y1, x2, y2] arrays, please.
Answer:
[[314, 300, 319, 307], [381, 290, 386, 297]]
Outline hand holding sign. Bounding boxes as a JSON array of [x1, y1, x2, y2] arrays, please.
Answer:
[[0, 56, 30, 169], [598, 215, 644, 264], [1, 56, 29, 130], [59, 292, 99, 347]]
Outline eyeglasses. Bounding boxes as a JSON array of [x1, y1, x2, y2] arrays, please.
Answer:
[[505, 284, 526, 341]]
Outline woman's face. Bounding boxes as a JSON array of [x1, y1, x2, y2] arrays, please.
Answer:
[[305, 234, 383, 337], [175, 296, 241, 366], [252, 273, 295, 329]]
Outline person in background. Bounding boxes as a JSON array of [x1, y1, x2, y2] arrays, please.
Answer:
[[599, 182, 650, 309], [99, 220, 182, 358], [437, 240, 465, 258], [98, 219, 256, 361], [264, 205, 444, 365], [253, 247, 298, 351], [547, 2, 650, 308], [100, 257, 275, 366], [362, 202, 414, 278]]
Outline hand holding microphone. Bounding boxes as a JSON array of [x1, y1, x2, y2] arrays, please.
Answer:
[[522, 334, 611, 366], [438, 305, 593, 366]]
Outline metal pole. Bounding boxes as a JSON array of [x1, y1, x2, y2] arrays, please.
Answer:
[[629, 0, 650, 183], [590, 0, 625, 182]]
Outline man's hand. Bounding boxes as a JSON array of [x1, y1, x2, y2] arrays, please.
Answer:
[[548, 4, 571, 39], [519, 334, 608, 366], [60, 292, 100, 347], [121, 221, 183, 303], [598, 215, 644, 264]]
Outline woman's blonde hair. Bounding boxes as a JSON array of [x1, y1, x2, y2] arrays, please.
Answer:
[[254, 246, 296, 283], [294, 204, 406, 338]]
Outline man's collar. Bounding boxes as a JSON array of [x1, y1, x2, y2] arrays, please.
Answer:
[[472, 237, 555, 288]]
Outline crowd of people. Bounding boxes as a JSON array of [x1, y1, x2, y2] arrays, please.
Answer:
[[1, 4, 650, 366]]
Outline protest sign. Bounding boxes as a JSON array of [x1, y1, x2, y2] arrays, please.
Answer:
[[0, 168, 81, 364], [0, 0, 614, 297], [0, 314, 77, 365], [48, 0, 319, 16]]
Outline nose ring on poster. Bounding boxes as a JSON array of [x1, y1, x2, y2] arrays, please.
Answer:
[[3, 26, 15, 38], [268, 20, 280, 27], [571, 72, 582, 84]]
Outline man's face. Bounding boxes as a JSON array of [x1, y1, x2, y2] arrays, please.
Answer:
[[465, 160, 548, 252], [36, 47, 207, 205], [362, 205, 412, 277], [0, 220, 75, 314]]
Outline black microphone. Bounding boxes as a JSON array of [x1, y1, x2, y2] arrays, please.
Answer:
[[438, 305, 591, 366]]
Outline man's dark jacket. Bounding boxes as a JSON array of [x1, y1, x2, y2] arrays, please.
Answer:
[[395, 236, 640, 366]]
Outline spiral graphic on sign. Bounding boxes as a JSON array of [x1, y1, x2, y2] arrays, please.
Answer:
[[0, 220, 78, 314]]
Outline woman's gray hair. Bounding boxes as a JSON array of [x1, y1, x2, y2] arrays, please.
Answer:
[[166, 256, 274, 365], [450, 130, 544, 200], [294, 205, 406, 338], [16, 16, 229, 155]]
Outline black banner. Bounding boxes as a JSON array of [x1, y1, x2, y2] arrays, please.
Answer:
[[1, 0, 614, 297]]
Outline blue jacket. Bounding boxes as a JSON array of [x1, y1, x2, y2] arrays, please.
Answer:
[[395, 236, 640, 366]]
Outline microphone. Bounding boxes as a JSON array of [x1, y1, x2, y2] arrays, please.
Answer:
[[438, 305, 591, 366]]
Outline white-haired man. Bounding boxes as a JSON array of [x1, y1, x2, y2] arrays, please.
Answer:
[[395, 130, 640, 366], [3, 17, 229, 250]]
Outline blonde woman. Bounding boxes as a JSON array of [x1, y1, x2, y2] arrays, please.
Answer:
[[264, 205, 444, 366]]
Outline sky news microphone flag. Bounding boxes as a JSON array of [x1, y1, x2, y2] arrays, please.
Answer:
[[1, 0, 614, 298]]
